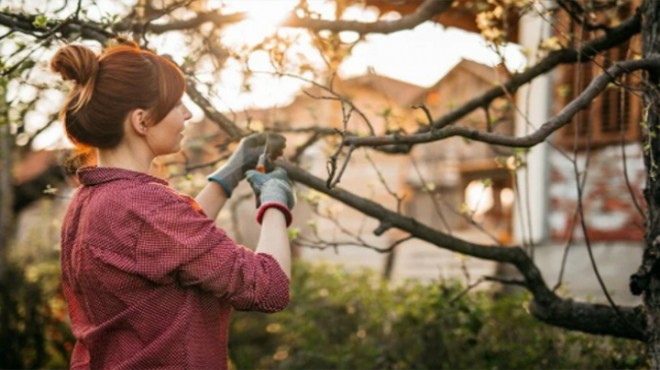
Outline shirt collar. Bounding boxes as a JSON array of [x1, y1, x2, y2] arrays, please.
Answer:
[[77, 166, 168, 186]]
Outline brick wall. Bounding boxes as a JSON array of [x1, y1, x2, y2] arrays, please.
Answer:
[[548, 143, 645, 242]]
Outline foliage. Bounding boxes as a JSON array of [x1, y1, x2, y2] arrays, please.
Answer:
[[0, 261, 73, 369], [229, 262, 647, 370], [0, 246, 646, 369], [0, 199, 74, 369]]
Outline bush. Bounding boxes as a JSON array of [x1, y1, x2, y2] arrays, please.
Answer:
[[1, 198, 74, 369], [229, 262, 647, 370], [0, 261, 73, 369], [0, 255, 646, 369]]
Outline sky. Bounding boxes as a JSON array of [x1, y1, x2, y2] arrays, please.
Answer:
[[196, 0, 526, 111], [3, 0, 526, 149]]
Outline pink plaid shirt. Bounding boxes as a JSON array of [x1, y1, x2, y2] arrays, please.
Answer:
[[60, 166, 289, 370]]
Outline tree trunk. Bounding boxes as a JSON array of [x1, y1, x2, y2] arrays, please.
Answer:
[[0, 76, 12, 277], [640, 0, 660, 366]]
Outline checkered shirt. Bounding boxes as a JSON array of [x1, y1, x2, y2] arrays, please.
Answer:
[[60, 166, 289, 369]]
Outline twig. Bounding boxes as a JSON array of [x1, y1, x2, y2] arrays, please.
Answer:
[[363, 148, 405, 213], [553, 206, 579, 291], [409, 157, 452, 234], [484, 275, 527, 287], [328, 144, 355, 188], [412, 103, 434, 129], [449, 277, 485, 305], [619, 78, 645, 219]]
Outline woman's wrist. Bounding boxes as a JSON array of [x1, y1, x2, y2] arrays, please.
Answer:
[[257, 203, 292, 227], [207, 175, 235, 198]]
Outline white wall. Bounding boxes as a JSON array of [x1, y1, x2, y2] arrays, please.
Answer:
[[513, 3, 552, 245]]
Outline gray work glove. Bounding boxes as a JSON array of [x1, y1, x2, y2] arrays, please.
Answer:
[[208, 132, 286, 198], [245, 167, 296, 227]]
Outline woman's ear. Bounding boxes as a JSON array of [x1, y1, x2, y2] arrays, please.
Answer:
[[129, 109, 148, 136]]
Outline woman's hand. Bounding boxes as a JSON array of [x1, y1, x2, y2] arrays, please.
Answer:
[[245, 167, 296, 227], [207, 132, 286, 198]]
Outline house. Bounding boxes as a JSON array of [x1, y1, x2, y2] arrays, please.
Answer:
[[363, 0, 647, 305], [181, 63, 517, 286], [518, 1, 645, 304], [209, 0, 648, 305]]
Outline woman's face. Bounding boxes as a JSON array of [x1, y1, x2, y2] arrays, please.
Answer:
[[146, 100, 192, 156]]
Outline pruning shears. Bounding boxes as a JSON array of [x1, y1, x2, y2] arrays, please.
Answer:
[[256, 136, 270, 173]]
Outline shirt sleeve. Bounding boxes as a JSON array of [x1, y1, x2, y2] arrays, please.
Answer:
[[134, 188, 289, 313]]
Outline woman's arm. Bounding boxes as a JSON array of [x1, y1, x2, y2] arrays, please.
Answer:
[[255, 208, 291, 279], [195, 181, 228, 220], [246, 168, 295, 279], [136, 186, 289, 312]]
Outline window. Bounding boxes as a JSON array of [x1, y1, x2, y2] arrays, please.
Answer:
[[555, 44, 642, 149], [554, 3, 642, 149], [405, 164, 513, 244]]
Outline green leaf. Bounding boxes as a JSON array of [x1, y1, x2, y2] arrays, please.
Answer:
[[379, 107, 392, 118], [287, 227, 300, 241], [494, 156, 507, 168], [32, 15, 48, 29], [459, 202, 470, 215]]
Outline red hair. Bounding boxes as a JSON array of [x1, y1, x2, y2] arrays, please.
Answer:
[[50, 42, 186, 172]]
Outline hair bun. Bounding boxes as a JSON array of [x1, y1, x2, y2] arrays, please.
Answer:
[[50, 44, 98, 86]]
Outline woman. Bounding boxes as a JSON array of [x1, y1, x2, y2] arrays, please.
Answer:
[[52, 43, 295, 369]]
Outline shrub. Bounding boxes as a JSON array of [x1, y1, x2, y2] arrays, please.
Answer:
[[229, 262, 646, 370], [0, 261, 73, 369], [0, 256, 646, 369]]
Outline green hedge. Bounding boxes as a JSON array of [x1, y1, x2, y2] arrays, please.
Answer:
[[0, 258, 647, 369], [229, 262, 646, 370], [0, 262, 73, 369]]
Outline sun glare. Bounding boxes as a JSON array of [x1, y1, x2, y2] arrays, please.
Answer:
[[222, 0, 298, 37], [243, 1, 297, 26]]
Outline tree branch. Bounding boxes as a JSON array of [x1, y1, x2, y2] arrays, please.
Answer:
[[184, 79, 245, 139], [530, 299, 645, 340], [556, 0, 612, 32], [279, 160, 647, 340], [135, 12, 247, 34], [0, 12, 114, 44], [339, 9, 641, 151], [344, 58, 660, 148], [282, 0, 451, 35]]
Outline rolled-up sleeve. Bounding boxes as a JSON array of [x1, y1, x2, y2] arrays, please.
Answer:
[[135, 189, 289, 313]]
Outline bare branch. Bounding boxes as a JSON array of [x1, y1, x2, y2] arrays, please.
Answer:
[[412, 103, 433, 127], [279, 160, 646, 340], [328, 144, 355, 188], [282, 0, 451, 35], [409, 158, 452, 234], [0, 12, 114, 43], [184, 78, 245, 139], [530, 299, 644, 341], [142, 11, 247, 34], [344, 58, 660, 149], [556, 0, 612, 32], [337, 10, 641, 150], [363, 149, 405, 213], [484, 275, 527, 287], [449, 277, 485, 304]]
